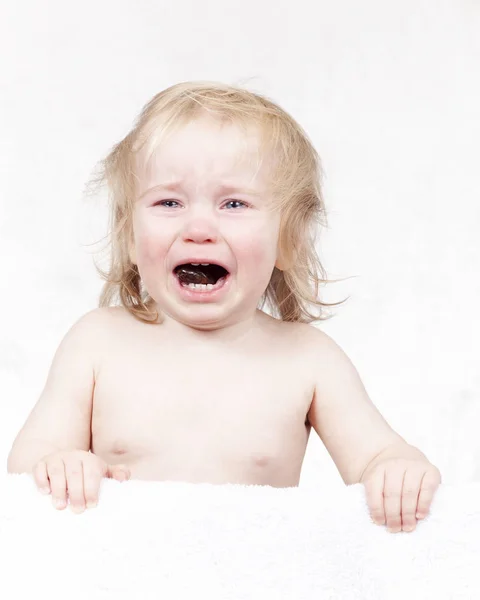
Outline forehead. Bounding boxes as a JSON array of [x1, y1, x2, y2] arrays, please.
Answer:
[[136, 117, 273, 192]]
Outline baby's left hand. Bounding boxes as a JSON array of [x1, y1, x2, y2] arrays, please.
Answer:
[[362, 457, 441, 533]]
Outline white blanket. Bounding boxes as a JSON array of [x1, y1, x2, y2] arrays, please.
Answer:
[[1, 474, 479, 599]]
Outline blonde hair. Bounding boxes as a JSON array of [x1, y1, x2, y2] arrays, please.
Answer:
[[85, 80, 350, 324]]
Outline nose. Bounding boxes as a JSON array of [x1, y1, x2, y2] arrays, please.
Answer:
[[181, 208, 219, 244]]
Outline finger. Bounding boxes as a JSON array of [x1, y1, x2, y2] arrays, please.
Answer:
[[106, 464, 131, 482], [47, 459, 67, 510], [363, 467, 386, 525], [401, 469, 422, 532], [82, 462, 103, 509], [32, 460, 51, 495], [384, 464, 406, 533], [64, 458, 86, 513], [416, 467, 441, 519]]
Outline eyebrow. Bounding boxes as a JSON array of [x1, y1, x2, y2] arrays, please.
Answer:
[[138, 181, 262, 200]]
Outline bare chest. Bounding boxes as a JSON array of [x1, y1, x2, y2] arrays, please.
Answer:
[[91, 347, 313, 486]]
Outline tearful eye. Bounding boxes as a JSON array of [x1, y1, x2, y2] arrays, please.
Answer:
[[154, 200, 180, 208], [224, 200, 248, 209]]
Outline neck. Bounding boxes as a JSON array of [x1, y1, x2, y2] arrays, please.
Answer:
[[156, 308, 267, 347]]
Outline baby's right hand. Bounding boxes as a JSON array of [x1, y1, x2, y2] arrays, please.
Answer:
[[32, 450, 130, 513]]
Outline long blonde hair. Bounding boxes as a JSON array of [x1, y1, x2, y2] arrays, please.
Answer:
[[85, 81, 350, 324]]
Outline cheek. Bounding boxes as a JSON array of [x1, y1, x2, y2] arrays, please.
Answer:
[[236, 238, 276, 266], [134, 223, 169, 266], [232, 221, 280, 273]]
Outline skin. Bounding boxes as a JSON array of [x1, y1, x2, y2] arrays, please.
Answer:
[[7, 116, 440, 531], [130, 116, 283, 334]]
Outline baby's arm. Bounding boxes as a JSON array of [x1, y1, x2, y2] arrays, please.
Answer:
[[307, 329, 440, 532], [6, 309, 129, 512], [7, 310, 99, 473], [306, 329, 407, 484]]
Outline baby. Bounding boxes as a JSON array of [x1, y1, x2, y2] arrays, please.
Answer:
[[7, 81, 440, 533]]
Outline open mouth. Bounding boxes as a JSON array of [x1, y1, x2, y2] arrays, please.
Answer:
[[173, 263, 230, 292]]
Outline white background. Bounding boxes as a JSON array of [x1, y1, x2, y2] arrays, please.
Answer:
[[1, 0, 479, 489]]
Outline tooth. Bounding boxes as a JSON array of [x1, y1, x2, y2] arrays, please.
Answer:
[[184, 283, 209, 291], [191, 263, 200, 266], [200, 263, 209, 266], [182, 281, 218, 291]]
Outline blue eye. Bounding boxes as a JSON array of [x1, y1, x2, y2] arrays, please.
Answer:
[[224, 199, 248, 209], [153, 199, 248, 209]]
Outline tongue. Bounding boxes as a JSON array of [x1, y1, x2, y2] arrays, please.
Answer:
[[176, 267, 215, 285]]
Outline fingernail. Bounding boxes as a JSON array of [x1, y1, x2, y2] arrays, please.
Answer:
[[416, 512, 424, 519], [70, 505, 85, 514], [54, 498, 65, 509], [86, 501, 97, 509], [387, 527, 400, 533], [39, 487, 50, 495], [403, 525, 415, 532]]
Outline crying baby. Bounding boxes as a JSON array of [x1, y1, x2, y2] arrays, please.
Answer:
[[7, 81, 440, 534]]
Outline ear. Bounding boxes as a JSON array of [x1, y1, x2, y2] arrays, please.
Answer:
[[274, 256, 286, 271], [275, 244, 289, 271], [275, 230, 298, 271], [274, 216, 291, 271]]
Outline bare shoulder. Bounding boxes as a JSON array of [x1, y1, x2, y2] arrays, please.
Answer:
[[254, 314, 346, 373], [69, 306, 135, 348], [64, 306, 147, 375], [254, 309, 311, 338], [71, 306, 122, 333], [270, 320, 362, 386], [296, 322, 353, 369], [268, 317, 340, 360]]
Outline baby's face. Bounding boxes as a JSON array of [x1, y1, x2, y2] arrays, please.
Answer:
[[131, 117, 281, 330]]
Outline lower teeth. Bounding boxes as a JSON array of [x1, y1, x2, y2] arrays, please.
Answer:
[[181, 277, 225, 291]]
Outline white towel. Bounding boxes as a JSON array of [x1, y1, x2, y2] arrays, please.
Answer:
[[1, 474, 479, 599]]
